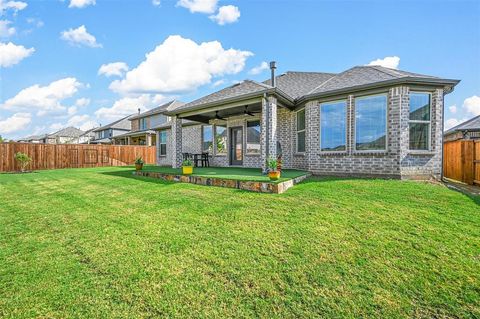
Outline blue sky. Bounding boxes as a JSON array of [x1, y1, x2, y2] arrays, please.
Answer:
[[0, 0, 479, 140]]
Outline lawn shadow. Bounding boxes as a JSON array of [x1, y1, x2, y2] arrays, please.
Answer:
[[101, 169, 178, 186]]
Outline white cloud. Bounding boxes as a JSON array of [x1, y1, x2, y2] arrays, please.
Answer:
[[177, 0, 217, 13], [0, 112, 31, 134], [448, 105, 457, 114], [248, 61, 269, 75], [0, 20, 15, 38], [209, 5, 240, 25], [152, 0, 161, 6], [1, 77, 84, 116], [0, 42, 35, 67], [367, 56, 400, 69], [95, 94, 167, 121], [0, 0, 27, 13], [463, 95, 480, 116], [68, 0, 95, 8], [110, 35, 252, 94], [445, 117, 468, 131], [26, 18, 44, 28], [67, 106, 77, 116], [98, 62, 129, 77], [60, 25, 102, 48], [212, 79, 225, 87], [75, 97, 90, 107]]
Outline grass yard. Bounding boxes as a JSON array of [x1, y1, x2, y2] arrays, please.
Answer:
[[0, 167, 479, 318], [141, 166, 308, 183]]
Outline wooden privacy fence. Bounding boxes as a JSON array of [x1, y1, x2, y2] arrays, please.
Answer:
[[0, 143, 156, 172], [443, 140, 480, 185]]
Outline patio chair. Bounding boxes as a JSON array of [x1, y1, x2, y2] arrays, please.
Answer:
[[201, 152, 210, 167]]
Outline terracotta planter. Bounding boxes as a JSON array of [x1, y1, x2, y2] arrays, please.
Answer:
[[183, 166, 193, 175], [268, 171, 281, 181], [135, 163, 143, 171]]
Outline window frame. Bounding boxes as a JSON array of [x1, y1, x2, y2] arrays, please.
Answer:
[[159, 130, 167, 156], [353, 93, 389, 153], [295, 108, 306, 154], [319, 99, 348, 154], [246, 119, 261, 155], [214, 124, 227, 156], [202, 125, 213, 153], [408, 91, 432, 152]]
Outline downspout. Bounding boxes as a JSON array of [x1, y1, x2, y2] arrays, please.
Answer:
[[441, 89, 445, 181]]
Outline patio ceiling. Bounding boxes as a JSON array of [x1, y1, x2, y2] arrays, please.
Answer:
[[179, 100, 263, 123]]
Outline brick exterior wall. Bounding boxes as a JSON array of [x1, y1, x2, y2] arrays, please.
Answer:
[[157, 84, 443, 179]]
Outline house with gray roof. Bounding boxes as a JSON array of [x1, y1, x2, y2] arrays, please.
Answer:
[[154, 62, 459, 180], [444, 115, 480, 141], [91, 115, 132, 144], [40, 127, 85, 144], [112, 100, 185, 146]]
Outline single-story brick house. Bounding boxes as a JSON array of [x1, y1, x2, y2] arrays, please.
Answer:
[[154, 63, 459, 179]]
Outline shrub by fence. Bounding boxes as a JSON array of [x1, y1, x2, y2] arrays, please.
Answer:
[[0, 143, 156, 172]]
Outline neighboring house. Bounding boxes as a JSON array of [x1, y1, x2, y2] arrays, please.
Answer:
[[155, 62, 459, 180], [91, 115, 132, 144], [112, 100, 184, 146], [444, 115, 480, 141], [73, 128, 97, 144], [38, 127, 85, 144], [17, 134, 47, 143]]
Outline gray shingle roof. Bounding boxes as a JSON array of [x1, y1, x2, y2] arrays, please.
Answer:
[[174, 80, 270, 112], [445, 115, 480, 135], [129, 100, 185, 120], [168, 65, 458, 115], [93, 114, 132, 132], [263, 71, 335, 99], [48, 126, 84, 138], [309, 66, 439, 95]]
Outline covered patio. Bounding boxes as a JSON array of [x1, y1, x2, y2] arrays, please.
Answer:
[[163, 76, 295, 171]]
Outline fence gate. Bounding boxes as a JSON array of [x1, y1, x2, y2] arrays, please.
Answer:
[[443, 140, 478, 186], [475, 141, 480, 185]]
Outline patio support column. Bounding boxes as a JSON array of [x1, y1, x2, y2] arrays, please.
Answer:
[[127, 136, 131, 145], [155, 131, 160, 165], [171, 116, 183, 168], [146, 133, 152, 146], [261, 95, 278, 172]]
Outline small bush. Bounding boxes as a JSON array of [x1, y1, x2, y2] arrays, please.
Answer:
[[182, 159, 193, 167], [267, 157, 278, 172], [14, 152, 32, 172], [134, 157, 144, 165]]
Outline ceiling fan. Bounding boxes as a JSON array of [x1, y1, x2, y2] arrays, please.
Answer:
[[215, 111, 226, 121], [244, 105, 260, 117]]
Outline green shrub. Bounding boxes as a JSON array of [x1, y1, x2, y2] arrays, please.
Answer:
[[182, 159, 193, 167], [134, 157, 144, 165], [14, 152, 32, 172], [267, 157, 278, 172]]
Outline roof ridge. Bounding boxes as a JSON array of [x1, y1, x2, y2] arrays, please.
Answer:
[[285, 70, 337, 75], [246, 79, 273, 89], [446, 114, 480, 133], [367, 65, 405, 78], [305, 69, 351, 95]]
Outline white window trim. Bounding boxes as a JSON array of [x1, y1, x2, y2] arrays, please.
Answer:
[[214, 124, 227, 156], [296, 108, 306, 154], [408, 91, 432, 152], [159, 130, 167, 156], [353, 93, 389, 153], [246, 119, 261, 155], [319, 99, 348, 154]]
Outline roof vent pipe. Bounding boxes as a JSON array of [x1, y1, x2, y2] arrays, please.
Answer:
[[138, 108, 141, 114], [270, 61, 277, 87]]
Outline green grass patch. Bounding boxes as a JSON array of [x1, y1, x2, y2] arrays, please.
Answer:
[[0, 167, 479, 318], [142, 165, 308, 183]]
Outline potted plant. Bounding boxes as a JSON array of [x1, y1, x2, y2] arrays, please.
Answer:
[[267, 157, 281, 180], [182, 159, 193, 175], [134, 156, 144, 171]]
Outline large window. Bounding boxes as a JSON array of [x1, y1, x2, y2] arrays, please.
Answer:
[[355, 94, 387, 151], [246, 120, 261, 154], [296, 109, 306, 153], [139, 118, 147, 130], [202, 125, 213, 152], [320, 100, 347, 152], [215, 124, 227, 155], [159, 130, 167, 155], [409, 92, 431, 150]]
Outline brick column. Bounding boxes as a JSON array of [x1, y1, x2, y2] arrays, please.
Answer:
[[431, 88, 444, 179], [261, 95, 277, 172], [146, 134, 152, 146], [171, 116, 183, 168]]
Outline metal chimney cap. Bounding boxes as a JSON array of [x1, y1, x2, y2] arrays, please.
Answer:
[[137, 108, 141, 114], [269, 61, 277, 69]]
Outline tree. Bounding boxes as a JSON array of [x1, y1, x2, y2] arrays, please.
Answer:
[[0, 135, 3, 143]]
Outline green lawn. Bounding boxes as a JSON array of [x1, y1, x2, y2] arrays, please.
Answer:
[[142, 166, 308, 183], [0, 167, 479, 318]]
